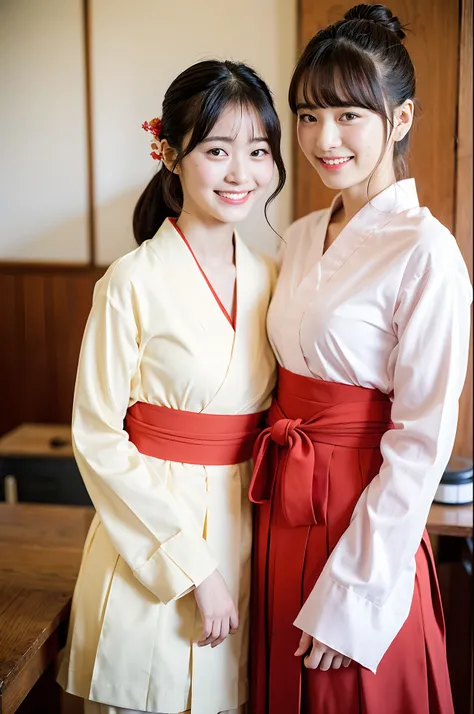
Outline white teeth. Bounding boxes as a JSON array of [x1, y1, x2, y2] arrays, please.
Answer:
[[217, 191, 249, 200], [321, 157, 352, 165]]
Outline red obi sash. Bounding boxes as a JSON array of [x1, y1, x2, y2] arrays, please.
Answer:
[[249, 366, 393, 526], [125, 402, 265, 465]]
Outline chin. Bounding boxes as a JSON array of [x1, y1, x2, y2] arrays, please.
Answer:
[[214, 200, 256, 223], [316, 174, 353, 191]]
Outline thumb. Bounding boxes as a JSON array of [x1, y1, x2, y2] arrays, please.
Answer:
[[294, 631, 312, 656]]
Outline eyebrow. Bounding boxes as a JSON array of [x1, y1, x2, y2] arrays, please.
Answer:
[[202, 135, 269, 143]]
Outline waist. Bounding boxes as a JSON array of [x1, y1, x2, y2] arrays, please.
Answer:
[[125, 402, 266, 465], [249, 368, 393, 526], [276, 366, 392, 423], [267, 367, 392, 449]]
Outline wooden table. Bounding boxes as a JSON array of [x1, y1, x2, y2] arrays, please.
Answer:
[[0, 503, 93, 714], [0, 424, 90, 507], [0, 424, 73, 459], [0, 499, 470, 713]]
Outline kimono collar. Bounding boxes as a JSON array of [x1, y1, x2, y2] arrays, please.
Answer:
[[150, 216, 242, 254], [328, 179, 420, 237]]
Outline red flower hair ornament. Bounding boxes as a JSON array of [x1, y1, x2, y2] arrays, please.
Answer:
[[142, 117, 164, 161]]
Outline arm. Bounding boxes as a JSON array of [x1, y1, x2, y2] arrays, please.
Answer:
[[294, 265, 472, 672], [72, 271, 218, 604]]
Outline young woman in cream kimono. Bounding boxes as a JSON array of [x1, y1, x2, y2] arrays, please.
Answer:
[[57, 60, 286, 714], [249, 5, 471, 714]]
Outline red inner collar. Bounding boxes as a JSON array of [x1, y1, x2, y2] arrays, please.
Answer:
[[169, 218, 236, 330]]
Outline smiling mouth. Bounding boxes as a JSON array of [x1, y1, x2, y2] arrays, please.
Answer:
[[319, 156, 353, 166], [215, 191, 251, 204]]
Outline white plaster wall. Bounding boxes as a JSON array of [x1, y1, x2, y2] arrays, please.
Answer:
[[91, 0, 297, 264], [0, 0, 89, 262]]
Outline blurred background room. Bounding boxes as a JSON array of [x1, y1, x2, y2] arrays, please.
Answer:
[[0, 1, 472, 713]]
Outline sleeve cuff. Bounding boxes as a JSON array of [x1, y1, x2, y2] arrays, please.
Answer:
[[293, 566, 415, 673], [133, 530, 218, 603]]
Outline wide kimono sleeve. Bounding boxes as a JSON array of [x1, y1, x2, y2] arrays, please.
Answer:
[[293, 257, 472, 672], [72, 267, 218, 604]]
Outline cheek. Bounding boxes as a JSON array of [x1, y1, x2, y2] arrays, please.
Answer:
[[357, 124, 385, 162], [256, 159, 276, 187], [297, 126, 318, 163], [183, 159, 219, 192], [297, 125, 310, 153]]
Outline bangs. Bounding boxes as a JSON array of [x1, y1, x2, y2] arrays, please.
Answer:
[[232, 98, 269, 141], [184, 85, 276, 156], [205, 97, 269, 142], [290, 40, 388, 118]]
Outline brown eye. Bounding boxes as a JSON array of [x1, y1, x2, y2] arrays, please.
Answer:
[[298, 113, 317, 123], [341, 113, 358, 121]]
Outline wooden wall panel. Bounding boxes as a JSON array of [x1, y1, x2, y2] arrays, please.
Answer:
[[0, 276, 21, 434], [295, 0, 460, 234], [453, 0, 473, 459], [23, 276, 51, 421], [0, 266, 104, 436]]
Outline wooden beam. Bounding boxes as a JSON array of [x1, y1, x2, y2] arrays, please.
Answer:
[[453, 0, 473, 458], [82, 0, 96, 267]]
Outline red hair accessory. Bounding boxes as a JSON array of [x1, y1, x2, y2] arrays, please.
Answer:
[[142, 117, 163, 161]]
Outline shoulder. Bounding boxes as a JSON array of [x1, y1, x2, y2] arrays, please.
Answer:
[[276, 209, 329, 268], [392, 207, 467, 277], [390, 209, 472, 307], [93, 240, 157, 310], [283, 208, 329, 244]]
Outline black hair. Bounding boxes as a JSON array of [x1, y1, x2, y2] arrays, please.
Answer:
[[133, 60, 286, 245], [288, 4, 417, 180]]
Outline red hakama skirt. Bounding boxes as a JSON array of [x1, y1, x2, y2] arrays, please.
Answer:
[[249, 367, 453, 714]]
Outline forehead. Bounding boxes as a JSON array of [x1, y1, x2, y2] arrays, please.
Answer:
[[208, 103, 266, 139]]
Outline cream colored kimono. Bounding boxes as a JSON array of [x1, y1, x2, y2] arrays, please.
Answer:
[[57, 218, 276, 714]]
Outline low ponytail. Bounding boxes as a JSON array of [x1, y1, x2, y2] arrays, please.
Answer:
[[133, 167, 182, 245]]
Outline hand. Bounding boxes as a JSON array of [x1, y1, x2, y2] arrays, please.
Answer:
[[294, 632, 352, 670], [194, 569, 239, 648]]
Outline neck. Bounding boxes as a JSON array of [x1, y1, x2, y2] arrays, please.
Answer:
[[176, 212, 235, 267], [339, 168, 397, 224]]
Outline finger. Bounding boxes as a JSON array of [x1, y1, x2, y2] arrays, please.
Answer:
[[198, 619, 220, 646], [201, 620, 222, 647], [304, 641, 323, 670], [331, 654, 344, 670], [342, 657, 352, 668], [197, 617, 213, 645], [229, 609, 239, 634], [212, 617, 230, 648], [319, 651, 335, 671], [294, 632, 312, 656]]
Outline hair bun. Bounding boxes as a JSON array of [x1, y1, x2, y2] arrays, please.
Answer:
[[344, 4, 406, 41]]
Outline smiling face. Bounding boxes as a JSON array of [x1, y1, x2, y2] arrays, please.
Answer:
[[296, 99, 396, 194], [174, 103, 275, 226]]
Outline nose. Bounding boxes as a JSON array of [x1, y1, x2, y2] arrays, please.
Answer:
[[225, 154, 249, 185], [315, 120, 342, 152]]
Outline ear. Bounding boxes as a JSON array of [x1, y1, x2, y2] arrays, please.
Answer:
[[160, 139, 180, 174], [393, 100, 414, 142]]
